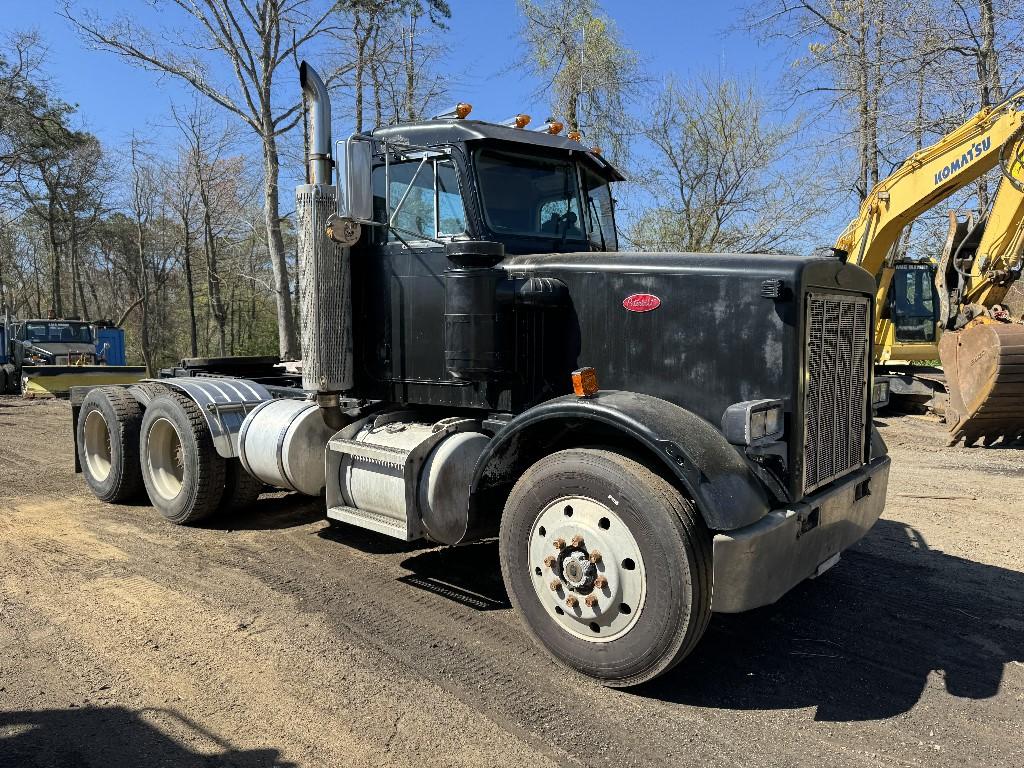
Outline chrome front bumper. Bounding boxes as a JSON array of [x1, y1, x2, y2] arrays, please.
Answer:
[[710, 455, 891, 613]]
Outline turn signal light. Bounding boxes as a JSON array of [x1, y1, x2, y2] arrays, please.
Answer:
[[571, 367, 599, 398]]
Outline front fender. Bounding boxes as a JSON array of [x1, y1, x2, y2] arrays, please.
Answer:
[[470, 391, 773, 533]]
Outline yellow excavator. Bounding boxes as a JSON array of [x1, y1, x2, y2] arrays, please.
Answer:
[[835, 88, 1024, 445]]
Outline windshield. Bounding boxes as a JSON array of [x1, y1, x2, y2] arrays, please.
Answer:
[[582, 169, 618, 251], [476, 148, 588, 244], [21, 322, 93, 344]]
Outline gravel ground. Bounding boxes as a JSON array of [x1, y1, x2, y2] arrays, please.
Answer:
[[0, 396, 1021, 767]]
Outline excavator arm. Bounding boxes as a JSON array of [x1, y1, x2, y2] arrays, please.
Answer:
[[837, 89, 1024, 444]]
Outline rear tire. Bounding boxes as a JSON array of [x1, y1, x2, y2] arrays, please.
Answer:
[[220, 459, 263, 513], [140, 391, 225, 524], [76, 386, 145, 503], [499, 448, 712, 687]]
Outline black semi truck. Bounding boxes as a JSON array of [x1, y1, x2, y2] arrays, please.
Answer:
[[71, 62, 890, 687]]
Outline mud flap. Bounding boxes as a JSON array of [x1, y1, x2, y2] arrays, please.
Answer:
[[940, 323, 1024, 445]]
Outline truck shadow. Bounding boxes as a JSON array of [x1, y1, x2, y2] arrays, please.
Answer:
[[0, 705, 294, 767], [210, 493, 324, 531], [386, 519, 1022, 721], [639, 518, 1024, 721], [398, 542, 510, 610]]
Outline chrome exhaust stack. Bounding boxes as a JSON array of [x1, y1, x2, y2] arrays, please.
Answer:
[[297, 61, 354, 422]]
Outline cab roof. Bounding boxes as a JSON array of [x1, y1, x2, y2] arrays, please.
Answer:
[[367, 119, 625, 181]]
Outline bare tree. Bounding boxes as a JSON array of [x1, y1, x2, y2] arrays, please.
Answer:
[[63, 0, 348, 359], [627, 75, 835, 254]]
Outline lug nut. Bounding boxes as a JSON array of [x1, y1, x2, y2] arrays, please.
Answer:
[[594, 575, 608, 589], [544, 555, 557, 569], [549, 579, 561, 591], [570, 535, 584, 547], [584, 594, 598, 608], [589, 550, 602, 564], [552, 537, 566, 550], [565, 595, 579, 608]]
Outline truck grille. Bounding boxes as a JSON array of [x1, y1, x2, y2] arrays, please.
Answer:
[[803, 292, 870, 494]]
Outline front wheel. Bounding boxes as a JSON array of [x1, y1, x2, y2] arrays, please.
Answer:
[[499, 449, 712, 687]]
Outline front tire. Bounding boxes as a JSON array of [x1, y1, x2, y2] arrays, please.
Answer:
[[140, 392, 225, 524], [499, 448, 712, 687]]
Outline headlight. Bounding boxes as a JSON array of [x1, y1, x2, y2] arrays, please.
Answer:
[[722, 399, 785, 446]]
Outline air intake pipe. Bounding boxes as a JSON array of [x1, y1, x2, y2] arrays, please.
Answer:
[[297, 61, 353, 426]]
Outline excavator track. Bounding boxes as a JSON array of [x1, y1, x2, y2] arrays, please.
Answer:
[[940, 322, 1024, 446]]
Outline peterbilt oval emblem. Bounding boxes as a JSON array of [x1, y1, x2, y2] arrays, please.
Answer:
[[622, 293, 661, 312]]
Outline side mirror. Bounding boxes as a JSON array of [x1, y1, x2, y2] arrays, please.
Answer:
[[335, 137, 373, 224]]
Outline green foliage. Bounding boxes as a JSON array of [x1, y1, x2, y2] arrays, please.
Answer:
[[516, 0, 641, 160]]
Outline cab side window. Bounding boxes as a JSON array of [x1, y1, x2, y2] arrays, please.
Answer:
[[371, 158, 467, 242]]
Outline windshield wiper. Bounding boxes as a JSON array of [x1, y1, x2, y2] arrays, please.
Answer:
[[587, 196, 606, 251]]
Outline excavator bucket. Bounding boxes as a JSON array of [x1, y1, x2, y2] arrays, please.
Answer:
[[940, 322, 1024, 445]]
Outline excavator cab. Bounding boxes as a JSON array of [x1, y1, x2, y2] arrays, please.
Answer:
[[888, 262, 940, 343]]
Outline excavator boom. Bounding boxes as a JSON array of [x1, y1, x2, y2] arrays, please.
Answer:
[[838, 89, 1024, 445]]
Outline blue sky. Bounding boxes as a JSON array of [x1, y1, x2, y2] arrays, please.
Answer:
[[6, 1, 821, 233], [7, 1, 780, 147]]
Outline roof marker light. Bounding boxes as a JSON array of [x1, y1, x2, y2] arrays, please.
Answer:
[[539, 120, 564, 135], [503, 113, 531, 129], [567, 129, 582, 142], [433, 102, 472, 119]]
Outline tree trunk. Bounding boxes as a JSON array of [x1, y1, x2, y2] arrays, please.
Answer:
[[405, 13, 417, 121], [135, 219, 153, 376], [46, 200, 63, 316], [261, 129, 298, 360], [977, 0, 1003, 211], [201, 194, 228, 357], [856, 0, 870, 200], [181, 220, 199, 357]]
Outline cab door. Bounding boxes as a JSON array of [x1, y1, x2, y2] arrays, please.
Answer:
[[361, 157, 468, 384], [889, 262, 941, 343]]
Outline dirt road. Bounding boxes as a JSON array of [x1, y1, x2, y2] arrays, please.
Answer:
[[1, 397, 1021, 767]]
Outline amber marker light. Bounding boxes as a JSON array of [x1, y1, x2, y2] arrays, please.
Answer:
[[505, 113, 536, 128], [567, 130, 582, 142], [432, 102, 472, 119], [591, 146, 602, 155], [544, 120, 564, 135], [571, 367, 600, 398]]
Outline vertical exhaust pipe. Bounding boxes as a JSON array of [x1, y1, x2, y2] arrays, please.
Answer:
[[299, 62, 333, 186], [296, 61, 353, 426]]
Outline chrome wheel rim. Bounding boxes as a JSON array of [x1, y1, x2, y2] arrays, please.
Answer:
[[528, 495, 646, 643], [147, 417, 184, 501], [83, 410, 112, 483]]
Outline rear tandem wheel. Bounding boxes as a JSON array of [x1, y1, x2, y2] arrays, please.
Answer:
[[139, 391, 226, 524]]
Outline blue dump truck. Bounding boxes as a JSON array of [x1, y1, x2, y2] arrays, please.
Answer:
[[0, 313, 144, 396]]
